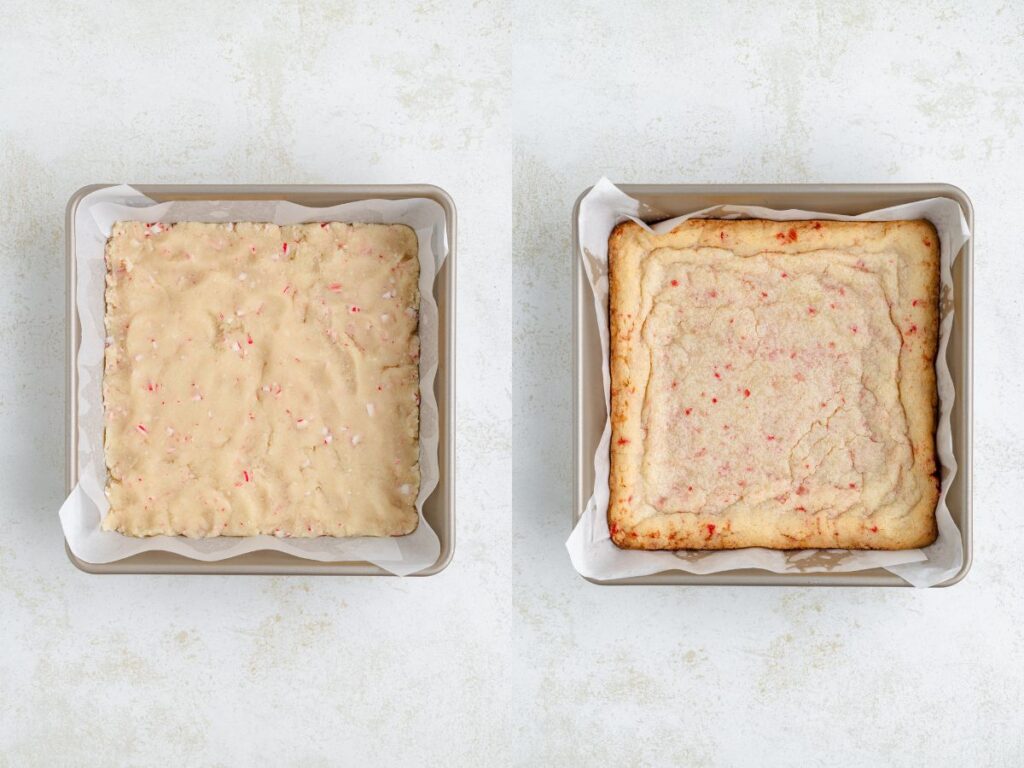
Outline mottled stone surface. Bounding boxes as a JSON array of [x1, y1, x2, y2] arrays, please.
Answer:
[[1, 1, 1021, 765]]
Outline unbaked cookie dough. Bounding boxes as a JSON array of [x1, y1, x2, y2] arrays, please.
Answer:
[[102, 221, 420, 538]]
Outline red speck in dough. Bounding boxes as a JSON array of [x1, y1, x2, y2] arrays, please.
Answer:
[[714, 372, 721, 379], [617, 438, 630, 446], [136, 424, 148, 434], [708, 290, 718, 298], [870, 525, 879, 533], [706, 523, 716, 537], [767, 435, 776, 441], [907, 324, 918, 335], [912, 299, 919, 307], [282, 242, 289, 254], [684, 407, 693, 415], [780, 272, 788, 278], [743, 389, 751, 398], [813, 222, 822, 230], [243, 470, 250, 483], [760, 291, 768, 298], [711, 398, 718, 404], [849, 483, 857, 489], [788, 227, 797, 241], [247, 334, 253, 345], [923, 238, 931, 247], [670, 279, 679, 287], [328, 283, 343, 292]]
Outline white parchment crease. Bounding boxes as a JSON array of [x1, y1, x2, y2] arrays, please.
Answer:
[[567, 178, 969, 587], [59, 185, 445, 575]]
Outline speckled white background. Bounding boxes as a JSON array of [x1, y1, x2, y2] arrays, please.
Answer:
[[1, 1, 1021, 766]]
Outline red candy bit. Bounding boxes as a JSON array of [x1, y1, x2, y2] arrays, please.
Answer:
[[282, 284, 291, 294], [247, 334, 254, 345], [760, 291, 768, 298], [617, 437, 630, 446], [282, 242, 289, 254], [670, 279, 679, 287], [788, 227, 797, 241], [242, 470, 250, 483], [711, 397, 718, 404], [796, 485, 808, 496], [136, 424, 148, 435], [687, 485, 693, 492], [705, 523, 716, 538], [807, 306, 817, 315], [320, 222, 329, 228], [328, 283, 343, 292], [766, 434, 776, 441], [813, 222, 822, 230], [870, 525, 879, 533], [609, 522, 619, 535], [850, 326, 858, 334], [708, 289, 718, 299], [794, 506, 807, 513], [923, 238, 931, 247], [684, 407, 693, 416], [713, 372, 721, 380], [780, 272, 788, 278], [349, 305, 361, 314], [670, 380, 678, 389], [907, 324, 918, 335], [849, 482, 857, 489], [743, 388, 751, 398], [911, 299, 920, 307]]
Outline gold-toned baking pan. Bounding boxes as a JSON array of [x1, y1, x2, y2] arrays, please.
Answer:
[[66, 184, 456, 575], [572, 184, 972, 587]]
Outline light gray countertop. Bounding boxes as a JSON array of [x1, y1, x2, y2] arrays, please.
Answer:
[[1, 1, 1021, 765]]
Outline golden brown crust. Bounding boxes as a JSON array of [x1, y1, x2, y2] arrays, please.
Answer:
[[608, 218, 939, 551]]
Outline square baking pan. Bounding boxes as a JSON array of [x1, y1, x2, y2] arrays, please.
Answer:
[[66, 184, 456, 575], [572, 184, 972, 587]]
